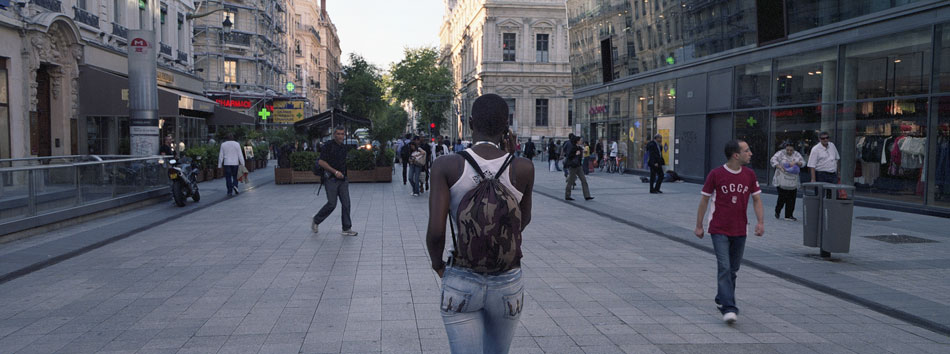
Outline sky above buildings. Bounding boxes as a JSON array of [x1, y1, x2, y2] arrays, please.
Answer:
[[329, 0, 443, 69]]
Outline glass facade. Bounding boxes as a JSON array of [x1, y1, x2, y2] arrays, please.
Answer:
[[568, 6, 950, 209]]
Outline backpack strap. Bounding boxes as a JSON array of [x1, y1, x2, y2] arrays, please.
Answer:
[[459, 150, 514, 181]]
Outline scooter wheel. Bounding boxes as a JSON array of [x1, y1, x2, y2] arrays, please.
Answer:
[[192, 190, 200, 202]]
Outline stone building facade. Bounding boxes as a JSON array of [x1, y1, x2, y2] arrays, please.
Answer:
[[294, 0, 340, 115], [0, 0, 206, 159], [439, 0, 573, 141]]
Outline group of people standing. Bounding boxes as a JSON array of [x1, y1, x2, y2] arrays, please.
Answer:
[[394, 134, 461, 197]]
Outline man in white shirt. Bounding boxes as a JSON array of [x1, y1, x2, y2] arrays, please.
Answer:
[[218, 133, 246, 196], [808, 131, 840, 184]]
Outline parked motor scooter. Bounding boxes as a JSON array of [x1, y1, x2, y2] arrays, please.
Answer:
[[166, 156, 201, 207]]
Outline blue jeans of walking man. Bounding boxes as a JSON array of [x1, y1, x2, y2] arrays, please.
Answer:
[[224, 165, 239, 195], [441, 266, 524, 354], [408, 164, 422, 194], [312, 178, 351, 230], [711, 234, 746, 315]]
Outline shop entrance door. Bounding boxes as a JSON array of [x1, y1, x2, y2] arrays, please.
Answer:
[[31, 66, 52, 157]]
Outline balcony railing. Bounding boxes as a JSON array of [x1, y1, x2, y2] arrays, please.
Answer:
[[221, 32, 252, 47], [177, 50, 188, 63], [112, 23, 129, 39], [33, 0, 61, 12], [160, 43, 172, 56], [73, 7, 99, 28]]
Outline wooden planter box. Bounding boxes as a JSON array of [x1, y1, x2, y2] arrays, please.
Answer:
[[274, 168, 293, 184], [292, 170, 322, 184], [375, 166, 393, 182], [347, 169, 375, 183], [258, 159, 265, 168]]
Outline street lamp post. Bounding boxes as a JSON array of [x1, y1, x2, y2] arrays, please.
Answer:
[[128, 1, 233, 156]]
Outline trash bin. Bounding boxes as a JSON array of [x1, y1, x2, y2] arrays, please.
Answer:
[[801, 182, 827, 248], [820, 184, 855, 254]]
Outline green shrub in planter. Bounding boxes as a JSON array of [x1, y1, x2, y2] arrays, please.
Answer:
[[204, 144, 219, 167], [376, 148, 395, 167], [290, 151, 320, 171], [254, 142, 270, 161], [184, 145, 208, 170], [346, 149, 376, 171]]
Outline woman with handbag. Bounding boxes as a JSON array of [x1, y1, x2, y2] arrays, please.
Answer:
[[771, 142, 804, 220]]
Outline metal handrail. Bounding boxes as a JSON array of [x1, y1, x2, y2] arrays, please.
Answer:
[[0, 156, 165, 173], [0, 155, 146, 163]]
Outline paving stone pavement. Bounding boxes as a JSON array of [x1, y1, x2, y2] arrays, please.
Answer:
[[0, 164, 947, 353], [530, 161, 950, 333]]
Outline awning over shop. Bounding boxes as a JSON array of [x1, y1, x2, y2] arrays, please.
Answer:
[[208, 106, 257, 126], [159, 86, 216, 113], [293, 108, 372, 132]]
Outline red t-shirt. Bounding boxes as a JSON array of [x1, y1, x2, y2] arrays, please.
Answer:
[[701, 165, 761, 237]]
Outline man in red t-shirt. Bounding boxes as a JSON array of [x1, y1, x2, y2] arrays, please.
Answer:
[[694, 139, 764, 324]]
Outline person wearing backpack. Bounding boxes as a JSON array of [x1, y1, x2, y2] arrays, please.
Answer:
[[426, 94, 535, 354]]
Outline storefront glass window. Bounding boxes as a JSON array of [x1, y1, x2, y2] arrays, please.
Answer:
[[656, 79, 675, 116], [773, 47, 836, 106], [935, 97, 950, 207], [86, 117, 116, 155], [841, 27, 931, 100], [938, 24, 950, 93], [770, 105, 828, 186], [786, 0, 927, 35], [634, 83, 654, 119], [736, 60, 771, 108], [682, 0, 757, 59], [839, 98, 928, 204], [735, 110, 769, 180], [0, 60, 9, 159]]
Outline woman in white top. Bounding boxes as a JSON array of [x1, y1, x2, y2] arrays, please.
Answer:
[[771, 142, 804, 220]]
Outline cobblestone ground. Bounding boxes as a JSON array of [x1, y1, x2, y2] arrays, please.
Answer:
[[0, 166, 948, 353]]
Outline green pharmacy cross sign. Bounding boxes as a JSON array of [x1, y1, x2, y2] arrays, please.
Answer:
[[258, 108, 271, 121], [286, 82, 295, 92], [746, 116, 758, 127]]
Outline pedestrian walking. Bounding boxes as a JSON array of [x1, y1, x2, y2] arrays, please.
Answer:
[[311, 126, 358, 237], [694, 139, 765, 324], [564, 135, 593, 201], [408, 142, 426, 196], [426, 93, 535, 354], [524, 138, 536, 160], [547, 138, 559, 172], [771, 142, 804, 220], [561, 136, 573, 177], [218, 133, 245, 196], [582, 140, 592, 175], [400, 134, 413, 185], [808, 131, 840, 184], [646, 134, 666, 193]]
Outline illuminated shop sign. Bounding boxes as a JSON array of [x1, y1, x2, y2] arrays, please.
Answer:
[[588, 105, 608, 115], [215, 99, 253, 108]]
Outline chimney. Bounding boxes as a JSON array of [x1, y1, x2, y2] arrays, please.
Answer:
[[321, 0, 326, 19]]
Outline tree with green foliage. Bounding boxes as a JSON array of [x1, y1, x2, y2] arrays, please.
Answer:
[[369, 103, 408, 144], [340, 54, 386, 120], [390, 47, 453, 133]]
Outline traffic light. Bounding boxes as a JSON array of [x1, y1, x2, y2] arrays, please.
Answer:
[[430, 123, 436, 129]]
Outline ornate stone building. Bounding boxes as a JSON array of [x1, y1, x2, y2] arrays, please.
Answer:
[[0, 0, 206, 158], [439, 0, 573, 141], [292, 0, 340, 115]]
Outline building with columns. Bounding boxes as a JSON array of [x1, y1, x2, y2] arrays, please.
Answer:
[[439, 0, 573, 141], [0, 0, 209, 159]]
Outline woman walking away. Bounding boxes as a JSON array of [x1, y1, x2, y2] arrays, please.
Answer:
[[771, 142, 804, 220]]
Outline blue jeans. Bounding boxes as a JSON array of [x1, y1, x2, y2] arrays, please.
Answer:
[[408, 164, 422, 194], [224, 165, 239, 194], [441, 266, 524, 354], [711, 234, 746, 315]]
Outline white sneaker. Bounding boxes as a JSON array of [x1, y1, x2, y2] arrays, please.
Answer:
[[341, 230, 358, 237], [311, 222, 319, 233], [723, 312, 737, 324]]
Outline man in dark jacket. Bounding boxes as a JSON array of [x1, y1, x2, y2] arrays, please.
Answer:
[[400, 134, 413, 185], [564, 135, 592, 201], [646, 133, 666, 193], [561, 134, 575, 177], [524, 138, 536, 160]]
